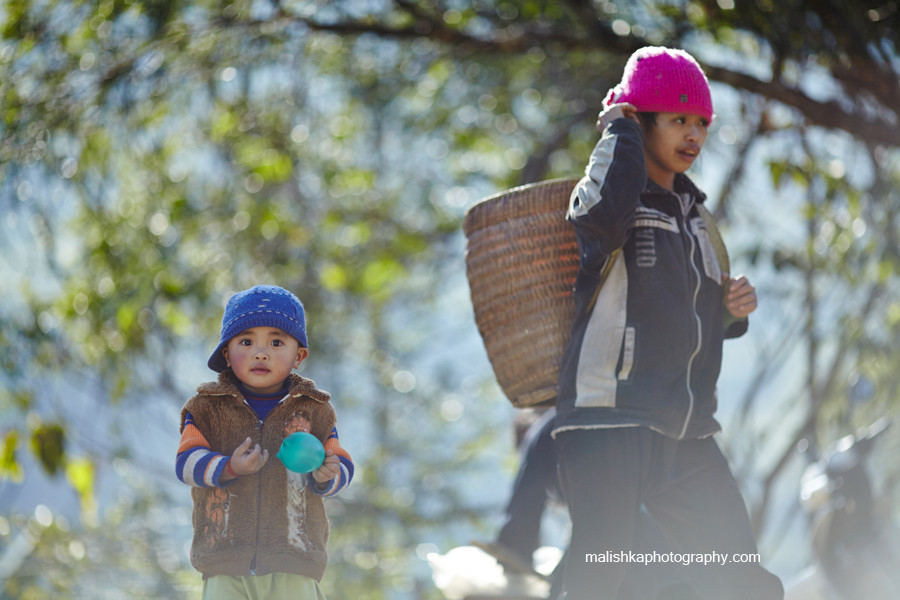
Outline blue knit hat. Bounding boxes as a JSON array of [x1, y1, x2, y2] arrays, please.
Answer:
[[208, 285, 308, 372]]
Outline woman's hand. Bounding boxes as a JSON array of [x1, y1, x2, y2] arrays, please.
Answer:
[[725, 274, 758, 319], [597, 102, 639, 132]]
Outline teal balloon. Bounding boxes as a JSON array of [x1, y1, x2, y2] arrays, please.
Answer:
[[277, 432, 325, 473]]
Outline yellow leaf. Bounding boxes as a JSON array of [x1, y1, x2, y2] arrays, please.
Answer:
[[66, 458, 97, 520]]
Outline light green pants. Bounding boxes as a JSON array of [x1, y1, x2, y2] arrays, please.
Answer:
[[202, 572, 326, 600]]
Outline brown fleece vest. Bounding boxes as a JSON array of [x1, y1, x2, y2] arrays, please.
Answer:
[[181, 371, 337, 581]]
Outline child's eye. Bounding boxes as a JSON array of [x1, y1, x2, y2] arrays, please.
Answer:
[[700, 118, 710, 128], [272, 339, 284, 347], [238, 339, 252, 346]]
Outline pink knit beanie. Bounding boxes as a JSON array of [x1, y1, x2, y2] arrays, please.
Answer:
[[604, 47, 713, 122]]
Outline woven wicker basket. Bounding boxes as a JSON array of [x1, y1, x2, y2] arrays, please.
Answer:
[[464, 178, 581, 408]]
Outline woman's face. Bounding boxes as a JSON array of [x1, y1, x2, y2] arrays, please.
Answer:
[[642, 112, 709, 190]]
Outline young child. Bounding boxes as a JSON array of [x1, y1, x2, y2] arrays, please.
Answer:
[[176, 285, 353, 600], [551, 47, 784, 599]]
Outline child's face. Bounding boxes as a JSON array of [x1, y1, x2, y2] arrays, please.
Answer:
[[642, 112, 709, 190], [223, 326, 308, 394]]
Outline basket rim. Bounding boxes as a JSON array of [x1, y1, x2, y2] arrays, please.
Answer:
[[463, 177, 580, 237], [466, 177, 578, 210]]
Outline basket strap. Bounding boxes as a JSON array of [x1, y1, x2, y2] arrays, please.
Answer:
[[585, 248, 622, 314], [696, 204, 731, 298]]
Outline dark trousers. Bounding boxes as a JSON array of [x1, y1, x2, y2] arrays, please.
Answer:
[[496, 408, 560, 559], [555, 427, 784, 600], [497, 410, 693, 599]]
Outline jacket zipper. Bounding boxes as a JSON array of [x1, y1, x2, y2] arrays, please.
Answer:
[[250, 473, 262, 575], [678, 209, 704, 440], [242, 399, 264, 575], [243, 394, 288, 575]]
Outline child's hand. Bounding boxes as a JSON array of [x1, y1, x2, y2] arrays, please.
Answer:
[[225, 437, 269, 480], [311, 450, 340, 484], [597, 102, 639, 132], [725, 274, 758, 319]]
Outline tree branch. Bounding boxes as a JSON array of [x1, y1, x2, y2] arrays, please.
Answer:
[[199, 7, 900, 149], [703, 64, 899, 147]]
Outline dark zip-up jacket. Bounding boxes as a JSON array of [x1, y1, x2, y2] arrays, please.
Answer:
[[552, 118, 747, 440]]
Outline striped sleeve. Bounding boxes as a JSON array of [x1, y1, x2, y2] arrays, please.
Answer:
[[310, 426, 354, 497], [176, 412, 229, 488], [568, 118, 647, 270]]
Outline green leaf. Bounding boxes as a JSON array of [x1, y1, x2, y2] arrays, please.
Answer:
[[320, 263, 349, 291], [361, 256, 406, 299], [1, 430, 23, 482]]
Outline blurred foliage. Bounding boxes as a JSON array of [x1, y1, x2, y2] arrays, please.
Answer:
[[0, 469, 199, 599], [1, 0, 899, 598], [28, 424, 65, 477]]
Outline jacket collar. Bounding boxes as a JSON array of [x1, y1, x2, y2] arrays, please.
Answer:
[[196, 370, 331, 404], [644, 173, 706, 203]]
